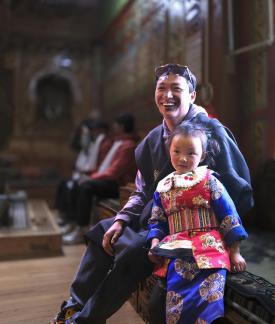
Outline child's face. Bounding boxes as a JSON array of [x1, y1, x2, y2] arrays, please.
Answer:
[[169, 134, 205, 174]]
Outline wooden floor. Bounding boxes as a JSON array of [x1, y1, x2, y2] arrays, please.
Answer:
[[0, 244, 144, 324]]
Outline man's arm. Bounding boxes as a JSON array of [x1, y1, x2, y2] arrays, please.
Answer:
[[114, 170, 150, 224], [102, 170, 150, 255]]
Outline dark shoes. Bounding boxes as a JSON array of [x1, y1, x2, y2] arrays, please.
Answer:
[[49, 299, 81, 324], [62, 226, 87, 245]]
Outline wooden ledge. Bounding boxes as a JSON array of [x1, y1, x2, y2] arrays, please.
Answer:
[[0, 199, 62, 260]]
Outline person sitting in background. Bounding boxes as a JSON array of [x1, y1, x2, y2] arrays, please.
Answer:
[[62, 112, 139, 245], [72, 120, 111, 181], [55, 118, 112, 232]]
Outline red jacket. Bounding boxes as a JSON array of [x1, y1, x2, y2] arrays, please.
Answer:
[[95, 136, 113, 170], [91, 134, 138, 186]]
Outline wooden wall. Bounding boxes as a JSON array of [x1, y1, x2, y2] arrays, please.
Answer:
[[0, 2, 100, 177], [99, 0, 208, 132], [231, 0, 275, 174], [0, 46, 100, 176], [99, 0, 275, 180], [99, 0, 244, 137]]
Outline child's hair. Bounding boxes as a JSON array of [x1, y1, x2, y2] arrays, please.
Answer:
[[167, 121, 220, 167]]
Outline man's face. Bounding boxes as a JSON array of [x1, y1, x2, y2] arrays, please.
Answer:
[[155, 73, 196, 127]]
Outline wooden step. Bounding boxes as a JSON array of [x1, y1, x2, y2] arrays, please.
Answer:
[[0, 199, 62, 260]]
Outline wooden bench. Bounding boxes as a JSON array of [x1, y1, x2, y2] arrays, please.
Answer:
[[94, 185, 275, 323], [93, 183, 135, 223], [0, 199, 62, 260]]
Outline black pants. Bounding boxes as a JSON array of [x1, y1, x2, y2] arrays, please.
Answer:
[[149, 281, 166, 324], [55, 179, 74, 214], [69, 217, 154, 323], [55, 179, 78, 222], [69, 179, 119, 227]]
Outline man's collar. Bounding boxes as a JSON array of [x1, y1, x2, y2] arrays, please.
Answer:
[[162, 120, 171, 140], [162, 104, 208, 139]]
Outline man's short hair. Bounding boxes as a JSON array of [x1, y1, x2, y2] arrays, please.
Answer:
[[155, 63, 197, 92]]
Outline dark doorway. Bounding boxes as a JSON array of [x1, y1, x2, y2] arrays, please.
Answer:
[[35, 74, 73, 122]]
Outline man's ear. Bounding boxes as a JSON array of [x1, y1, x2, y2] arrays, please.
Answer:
[[190, 91, 196, 103]]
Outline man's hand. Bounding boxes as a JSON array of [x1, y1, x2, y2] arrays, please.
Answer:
[[102, 220, 125, 256]]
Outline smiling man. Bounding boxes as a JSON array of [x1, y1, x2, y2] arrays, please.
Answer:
[[155, 71, 196, 130], [50, 64, 253, 324]]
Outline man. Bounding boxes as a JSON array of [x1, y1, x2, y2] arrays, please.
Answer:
[[50, 64, 253, 324]]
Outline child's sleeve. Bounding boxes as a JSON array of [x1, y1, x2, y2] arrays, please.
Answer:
[[146, 191, 169, 243], [209, 174, 248, 247]]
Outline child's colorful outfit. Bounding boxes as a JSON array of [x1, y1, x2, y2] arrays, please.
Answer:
[[147, 165, 248, 324]]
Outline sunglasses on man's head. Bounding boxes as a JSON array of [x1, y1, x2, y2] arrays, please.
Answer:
[[155, 64, 195, 90]]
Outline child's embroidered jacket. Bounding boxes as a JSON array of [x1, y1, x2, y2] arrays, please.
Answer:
[[147, 166, 248, 272]]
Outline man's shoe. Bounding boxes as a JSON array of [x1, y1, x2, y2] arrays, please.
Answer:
[[62, 226, 86, 245], [49, 299, 81, 324], [55, 212, 68, 226], [60, 222, 76, 235]]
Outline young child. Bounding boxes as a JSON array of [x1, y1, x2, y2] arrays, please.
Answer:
[[147, 121, 248, 324]]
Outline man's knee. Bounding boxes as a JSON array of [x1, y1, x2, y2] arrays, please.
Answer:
[[85, 217, 115, 244], [113, 232, 153, 277], [113, 227, 146, 257]]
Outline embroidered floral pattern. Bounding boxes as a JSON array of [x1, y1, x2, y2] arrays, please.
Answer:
[[149, 206, 167, 224], [192, 195, 209, 207], [208, 177, 222, 200], [220, 215, 240, 235], [199, 273, 225, 302], [196, 255, 213, 268], [174, 258, 199, 280], [200, 233, 225, 253], [166, 291, 184, 324]]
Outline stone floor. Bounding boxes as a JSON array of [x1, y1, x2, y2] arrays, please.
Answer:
[[241, 227, 275, 284]]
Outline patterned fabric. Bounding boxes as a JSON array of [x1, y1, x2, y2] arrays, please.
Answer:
[[166, 259, 226, 324], [168, 207, 218, 234], [220, 215, 241, 236], [151, 230, 231, 272], [147, 168, 248, 250]]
